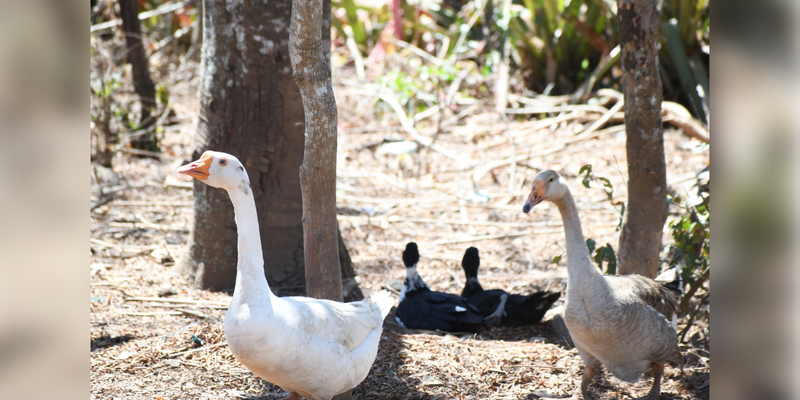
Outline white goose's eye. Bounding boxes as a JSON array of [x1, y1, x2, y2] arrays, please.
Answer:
[[219, 158, 227, 166]]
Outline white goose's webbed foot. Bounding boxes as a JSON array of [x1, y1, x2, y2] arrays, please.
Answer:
[[485, 293, 509, 326]]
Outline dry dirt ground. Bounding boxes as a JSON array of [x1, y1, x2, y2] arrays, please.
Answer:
[[90, 57, 710, 399]]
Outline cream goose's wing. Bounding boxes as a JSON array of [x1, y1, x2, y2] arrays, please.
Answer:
[[623, 274, 679, 322], [275, 292, 390, 351]]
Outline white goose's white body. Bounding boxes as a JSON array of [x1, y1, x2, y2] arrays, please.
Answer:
[[180, 151, 393, 400]]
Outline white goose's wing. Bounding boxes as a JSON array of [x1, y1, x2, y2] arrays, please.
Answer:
[[274, 295, 382, 351]]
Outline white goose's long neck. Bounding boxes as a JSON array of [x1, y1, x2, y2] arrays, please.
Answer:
[[227, 185, 273, 306], [554, 190, 602, 284]]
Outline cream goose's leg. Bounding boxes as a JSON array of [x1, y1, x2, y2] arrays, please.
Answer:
[[281, 392, 302, 400], [580, 363, 597, 399], [645, 362, 665, 400]]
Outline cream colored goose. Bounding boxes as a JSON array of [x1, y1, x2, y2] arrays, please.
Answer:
[[522, 170, 678, 400], [178, 151, 394, 400]]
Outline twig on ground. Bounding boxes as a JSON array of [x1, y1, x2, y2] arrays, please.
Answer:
[[337, 215, 563, 228], [679, 292, 709, 343], [509, 114, 589, 139], [178, 360, 204, 368], [431, 229, 563, 245], [110, 200, 193, 206], [486, 368, 508, 375], [342, 85, 464, 162], [344, 26, 365, 78], [570, 45, 621, 103], [379, 92, 462, 161], [562, 125, 626, 146], [165, 341, 228, 358], [337, 193, 457, 205], [678, 267, 710, 312], [148, 23, 195, 57], [393, 39, 443, 66], [124, 296, 229, 307], [440, 100, 487, 132], [90, 0, 196, 33], [505, 104, 611, 115], [472, 145, 565, 187], [338, 172, 423, 195], [574, 99, 624, 139], [123, 311, 183, 317], [505, 364, 566, 370], [663, 113, 710, 143], [91, 196, 115, 211], [180, 309, 214, 319], [90, 238, 161, 251]]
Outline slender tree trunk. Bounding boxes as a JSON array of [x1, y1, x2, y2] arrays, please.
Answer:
[[91, 50, 115, 168], [181, 0, 361, 299], [118, 0, 157, 140], [616, 0, 667, 278], [290, 0, 353, 398], [290, 0, 342, 303]]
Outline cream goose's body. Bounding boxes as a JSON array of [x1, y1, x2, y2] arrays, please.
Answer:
[[523, 170, 678, 400], [179, 151, 393, 400]]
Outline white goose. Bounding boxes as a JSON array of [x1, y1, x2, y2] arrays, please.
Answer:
[[178, 151, 394, 400], [522, 170, 678, 400]]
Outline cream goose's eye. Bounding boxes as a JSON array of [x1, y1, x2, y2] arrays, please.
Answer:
[[219, 158, 227, 166]]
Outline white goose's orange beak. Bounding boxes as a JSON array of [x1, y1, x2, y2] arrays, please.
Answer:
[[522, 179, 546, 213], [177, 152, 212, 181]]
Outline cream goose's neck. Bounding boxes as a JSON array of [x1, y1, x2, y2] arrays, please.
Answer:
[[226, 183, 274, 307], [552, 189, 603, 286]]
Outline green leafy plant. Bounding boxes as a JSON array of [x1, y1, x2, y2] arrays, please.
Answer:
[[580, 164, 625, 231], [508, 0, 617, 94], [666, 167, 709, 311], [577, 164, 622, 275], [659, 0, 710, 122], [579, 164, 613, 199], [377, 57, 466, 116], [331, 0, 709, 120], [586, 238, 617, 275]]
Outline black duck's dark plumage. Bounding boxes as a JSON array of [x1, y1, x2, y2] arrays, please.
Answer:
[[395, 242, 484, 332], [460, 247, 561, 327]]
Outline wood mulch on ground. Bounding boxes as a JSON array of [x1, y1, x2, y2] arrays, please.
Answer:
[[90, 54, 709, 400]]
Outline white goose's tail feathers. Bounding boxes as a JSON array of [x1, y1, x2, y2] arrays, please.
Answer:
[[369, 290, 395, 320]]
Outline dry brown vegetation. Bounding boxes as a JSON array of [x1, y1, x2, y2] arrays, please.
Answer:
[[90, 44, 709, 400]]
